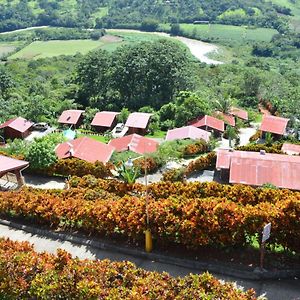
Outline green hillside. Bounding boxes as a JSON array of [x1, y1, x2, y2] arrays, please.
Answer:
[[0, 0, 298, 33]]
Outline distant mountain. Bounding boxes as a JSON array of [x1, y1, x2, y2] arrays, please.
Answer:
[[0, 0, 297, 33]]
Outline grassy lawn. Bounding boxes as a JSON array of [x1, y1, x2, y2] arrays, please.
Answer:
[[160, 23, 278, 43], [76, 133, 107, 143], [9, 40, 104, 59], [146, 130, 166, 139], [0, 41, 22, 58]]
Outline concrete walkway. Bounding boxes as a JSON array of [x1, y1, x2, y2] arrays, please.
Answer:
[[0, 223, 299, 300], [24, 174, 66, 189]]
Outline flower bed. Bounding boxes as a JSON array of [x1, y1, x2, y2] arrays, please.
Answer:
[[0, 238, 257, 299]]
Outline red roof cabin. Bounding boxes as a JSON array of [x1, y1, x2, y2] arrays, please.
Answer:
[[281, 143, 300, 156], [0, 117, 33, 141], [125, 112, 152, 136], [91, 111, 119, 133], [189, 115, 224, 138], [216, 149, 300, 190], [214, 111, 235, 128], [230, 107, 248, 122], [166, 126, 211, 142], [109, 134, 158, 155], [58, 110, 85, 128], [260, 115, 289, 139], [56, 137, 114, 163], [0, 155, 29, 190]]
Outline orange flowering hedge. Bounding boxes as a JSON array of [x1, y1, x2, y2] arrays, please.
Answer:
[[0, 179, 300, 252], [185, 152, 217, 176], [236, 144, 283, 154], [183, 140, 209, 156], [0, 239, 257, 299]]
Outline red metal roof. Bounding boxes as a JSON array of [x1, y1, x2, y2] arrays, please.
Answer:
[[230, 107, 248, 121], [0, 155, 29, 175], [260, 115, 289, 135], [58, 110, 84, 125], [109, 134, 158, 154], [190, 115, 224, 132], [216, 149, 300, 190], [56, 137, 114, 163], [166, 126, 211, 142], [0, 117, 33, 133], [125, 113, 152, 129], [91, 111, 119, 128], [215, 112, 235, 127], [282, 143, 300, 155]]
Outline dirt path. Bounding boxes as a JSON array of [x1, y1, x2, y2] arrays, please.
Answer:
[[107, 29, 223, 65]]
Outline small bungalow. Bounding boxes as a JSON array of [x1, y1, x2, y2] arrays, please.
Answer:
[[189, 115, 224, 137], [0, 117, 33, 141], [109, 134, 158, 155], [125, 112, 152, 136], [260, 115, 289, 139], [58, 110, 85, 128], [216, 149, 300, 190], [91, 111, 119, 133], [166, 126, 211, 142], [281, 143, 300, 155], [230, 107, 248, 122], [214, 111, 235, 128], [0, 155, 29, 190], [56, 137, 114, 163]]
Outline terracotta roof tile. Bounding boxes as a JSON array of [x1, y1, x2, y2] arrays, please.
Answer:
[[125, 113, 152, 129], [0, 117, 33, 133], [281, 143, 300, 155], [190, 115, 224, 132], [91, 111, 119, 128], [260, 115, 289, 135], [166, 126, 211, 142], [230, 107, 248, 121], [215, 111, 235, 126], [58, 110, 84, 125], [0, 155, 29, 175]]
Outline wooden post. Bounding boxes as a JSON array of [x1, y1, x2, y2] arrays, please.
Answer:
[[260, 241, 266, 270]]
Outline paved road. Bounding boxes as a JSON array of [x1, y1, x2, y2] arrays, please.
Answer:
[[0, 224, 299, 300]]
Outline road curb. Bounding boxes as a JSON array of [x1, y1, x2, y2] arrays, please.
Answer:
[[0, 218, 299, 280]]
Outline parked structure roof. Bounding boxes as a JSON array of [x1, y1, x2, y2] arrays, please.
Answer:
[[0, 155, 29, 176], [0, 117, 33, 133], [109, 134, 158, 155], [58, 110, 85, 125], [216, 149, 300, 190], [56, 137, 114, 163], [125, 113, 152, 129], [260, 115, 289, 135], [215, 112, 235, 127], [91, 111, 119, 128], [230, 107, 248, 121], [281, 143, 300, 155], [190, 115, 225, 132], [166, 126, 211, 142]]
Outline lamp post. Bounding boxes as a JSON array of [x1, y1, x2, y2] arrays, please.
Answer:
[[144, 141, 153, 253]]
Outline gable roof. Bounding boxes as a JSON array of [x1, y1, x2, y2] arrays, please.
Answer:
[[109, 134, 158, 155], [125, 113, 152, 129], [215, 111, 235, 127], [281, 143, 300, 155], [0, 117, 33, 133], [216, 149, 300, 190], [260, 115, 289, 135], [190, 115, 224, 132], [166, 126, 211, 142], [230, 107, 248, 121], [91, 111, 119, 128], [0, 155, 29, 175], [56, 137, 114, 163], [58, 110, 84, 125]]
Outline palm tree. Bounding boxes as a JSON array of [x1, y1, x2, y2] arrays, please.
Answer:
[[225, 126, 238, 148], [215, 96, 232, 114]]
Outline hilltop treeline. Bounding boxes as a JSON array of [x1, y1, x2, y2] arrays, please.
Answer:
[[0, 0, 291, 33]]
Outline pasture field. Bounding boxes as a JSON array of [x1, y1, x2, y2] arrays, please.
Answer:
[[0, 41, 22, 58], [160, 24, 278, 43], [9, 40, 104, 59]]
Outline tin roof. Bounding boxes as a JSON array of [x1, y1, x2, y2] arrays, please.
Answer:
[[125, 113, 152, 129], [260, 115, 289, 135], [281, 143, 300, 155], [215, 112, 235, 127], [216, 149, 300, 190], [56, 137, 114, 163], [190, 115, 224, 132], [91, 111, 119, 128], [0, 155, 29, 175], [58, 110, 84, 125], [109, 134, 158, 154], [166, 126, 211, 142], [0, 117, 33, 133], [230, 107, 248, 121]]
